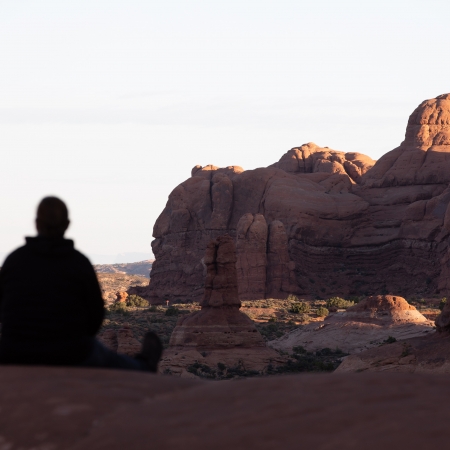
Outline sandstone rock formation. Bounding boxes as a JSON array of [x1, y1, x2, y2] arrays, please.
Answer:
[[3, 366, 450, 449], [168, 235, 266, 349], [161, 235, 281, 374], [149, 93, 450, 303], [269, 295, 434, 354], [115, 291, 128, 303], [337, 296, 450, 373]]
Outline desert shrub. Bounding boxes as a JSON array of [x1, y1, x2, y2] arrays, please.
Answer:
[[439, 297, 447, 311], [165, 306, 180, 316], [384, 336, 397, 344], [326, 297, 354, 309], [268, 348, 347, 374], [292, 345, 307, 354], [290, 302, 310, 314], [316, 306, 329, 317], [287, 294, 299, 302], [148, 305, 158, 312], [108, 302, 129, 315], [126, 295, 149, 308]]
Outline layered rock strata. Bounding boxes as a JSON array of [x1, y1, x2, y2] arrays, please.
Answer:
[[269, 295, 434, 354], [150, 93, 450, 303]]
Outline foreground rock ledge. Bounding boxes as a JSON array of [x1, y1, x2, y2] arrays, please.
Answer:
[[1, 366, 450, 449]]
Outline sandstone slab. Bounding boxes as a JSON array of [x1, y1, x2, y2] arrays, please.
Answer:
[[269, 296, 434, 354], [2, 366, 450, 449]]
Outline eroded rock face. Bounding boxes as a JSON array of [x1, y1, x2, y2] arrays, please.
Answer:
[[169, 235, 265, 349], [163, 236, 280, 373], [149, 94, 450, 303], [269, 296, 434, 354], [236, 214, 268, 300]]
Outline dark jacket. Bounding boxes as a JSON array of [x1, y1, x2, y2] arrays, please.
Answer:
[[0, 237, 105, 365]]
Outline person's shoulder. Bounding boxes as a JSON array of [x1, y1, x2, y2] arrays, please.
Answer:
[[1, 244, 29, 267], [72, 248, 93, 265]]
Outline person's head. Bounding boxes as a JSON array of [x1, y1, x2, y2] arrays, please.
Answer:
[[35, 197, 70, 238]]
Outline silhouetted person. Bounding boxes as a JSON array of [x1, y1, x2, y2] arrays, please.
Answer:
[[0, 197, 162, 371]]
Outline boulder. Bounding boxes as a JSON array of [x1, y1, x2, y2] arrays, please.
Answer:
[[269, 296, 434, 354], [148, 93, 450, 303]]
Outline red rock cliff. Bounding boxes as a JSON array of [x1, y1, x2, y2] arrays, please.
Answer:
[[149, 94, 450, 303]]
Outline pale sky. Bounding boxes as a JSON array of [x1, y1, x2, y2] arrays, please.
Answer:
[[1, 0, 449, 263]]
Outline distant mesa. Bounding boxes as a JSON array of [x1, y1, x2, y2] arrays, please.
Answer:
[[269, 295, 434, 355], [148, 93, 450, 303], [94, 260, 153, 278]]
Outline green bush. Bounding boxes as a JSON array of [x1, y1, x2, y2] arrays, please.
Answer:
[[326, 297, 355, 309], [108, 302, 129, 315], [290, 302, 310, 314], [165, 306, 180, 316], [439, 297, 447, 311], [126, 295, 149, 308], [316, 306, 329, 317], [287, 294, 299, 302], [384, 336, 397, 344], [292, 346, 307, 354]]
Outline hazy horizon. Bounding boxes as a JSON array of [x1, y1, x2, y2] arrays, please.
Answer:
[[1, 0, 449, 263]]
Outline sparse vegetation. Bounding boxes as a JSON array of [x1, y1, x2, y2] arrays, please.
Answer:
[[384, 336, 397, 344], [165, 306, 180, 316], [126, 295, 149, 308], [316, 306, 329, 317], [326, 297, 355, 309], [267, 347, 347, 374], [107, 302, 130, 315], [439, 297, 447, 311], [290, 302, 310, 314]]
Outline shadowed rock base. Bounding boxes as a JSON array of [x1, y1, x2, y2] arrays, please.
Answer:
[[336, 332, 450, 373], [1, 366, 450, 449]]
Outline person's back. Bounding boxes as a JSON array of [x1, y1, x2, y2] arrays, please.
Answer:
[[0, 196, 162, 371], [0, 197, 104, 365], [0, 236, 104, 365]]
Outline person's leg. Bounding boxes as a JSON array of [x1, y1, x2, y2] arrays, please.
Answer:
[[81, 339, 149, 371]]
